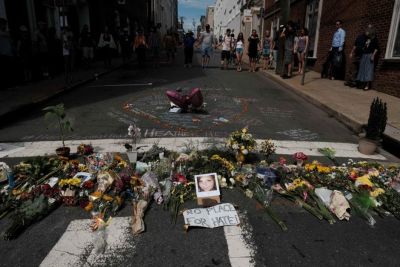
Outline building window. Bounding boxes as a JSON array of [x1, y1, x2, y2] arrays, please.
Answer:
[[386, 0, 400, 58], [271, 16, 279, 39], [305, 0, 322, 58]]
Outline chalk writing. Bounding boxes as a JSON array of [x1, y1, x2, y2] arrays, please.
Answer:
[[183, 203, 240, 228], [277, 129, 319, 141], [257, 107, 294, 119]]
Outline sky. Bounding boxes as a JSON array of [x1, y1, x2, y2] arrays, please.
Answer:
[[178, 0, 216, 31]]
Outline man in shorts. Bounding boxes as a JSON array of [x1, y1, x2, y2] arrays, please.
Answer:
[[219, 28, 233, 70], [198, 24, 215, 68]]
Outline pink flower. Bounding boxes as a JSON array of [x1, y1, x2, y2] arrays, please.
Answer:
[[293, 152, 308, 161]]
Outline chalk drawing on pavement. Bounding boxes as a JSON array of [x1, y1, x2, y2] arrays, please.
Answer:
[[121, 88, 261, 133], [276, 129, 319, 141]]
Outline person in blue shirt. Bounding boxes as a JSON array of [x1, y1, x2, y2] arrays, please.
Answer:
[[183, 31, 195, 68], [329, 20, 346, 80]]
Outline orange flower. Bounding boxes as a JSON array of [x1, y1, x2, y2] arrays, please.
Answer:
[[114, 154, 123, 162], [84, 202, 93, 212], [102, 194, 113, 202]]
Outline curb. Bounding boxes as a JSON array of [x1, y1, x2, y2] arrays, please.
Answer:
[[258, 69, 400, 158], [0, 63, 126, 127]]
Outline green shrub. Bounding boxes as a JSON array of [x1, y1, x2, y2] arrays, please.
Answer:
[[366, 98, 387, 141]]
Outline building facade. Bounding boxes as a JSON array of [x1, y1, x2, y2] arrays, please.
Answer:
[[214, 0, 245, 38], [206, 6, 215, 30], [1, 0, 178, 39], [151, 0, 178, 35], [263, 0, 400, 97]]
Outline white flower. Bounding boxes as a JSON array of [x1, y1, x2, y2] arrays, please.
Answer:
[[229, 178, 235, 185], [232, 143, 239, 150], [245, 189, 254, 198], [242, 149, 249, 155]]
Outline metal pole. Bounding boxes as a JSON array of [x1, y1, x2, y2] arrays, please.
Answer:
[[301, 0, 316, 85]]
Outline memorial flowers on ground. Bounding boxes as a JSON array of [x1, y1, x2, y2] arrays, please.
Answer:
[[1, 127, 400, 239]]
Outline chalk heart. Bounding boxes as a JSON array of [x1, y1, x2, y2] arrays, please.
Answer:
[[124, 92, 250, 131]]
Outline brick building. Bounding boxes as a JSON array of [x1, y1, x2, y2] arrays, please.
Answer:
[[263, 0, 400, 97]]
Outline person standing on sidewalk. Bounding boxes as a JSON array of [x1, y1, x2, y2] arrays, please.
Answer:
[[148, 26, 161, 68], [183, 31, 195, 68], [17, 25, 32, 83], [62, 27, 74, 85], [197, 24, 215, 69], [329, 20, 346, 80], [98, 26, 116, 68], [219, 28, 233, 70], [33, 21, 49, 79], [346, 30, 367, 88], [120, 27, 133, 64], [235, 32, 245, 72], [281, 23, 295, 79], [248, 29, 260, 72], [133, 29, 147, 68], [357, 25, 379, 91], [163, 30, 176, 63], [0, 18, 15, 89], [262, 30, 273, 70], [295, 28, 309, 75], [79, 25, 95, 69]]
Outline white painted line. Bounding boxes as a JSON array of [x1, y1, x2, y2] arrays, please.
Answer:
[[92, 83, 153, 87], [0, 138, 387, 160], [40, 217, 134, 267], [224, 213, 255, 267], [0, 143, 25, 158]]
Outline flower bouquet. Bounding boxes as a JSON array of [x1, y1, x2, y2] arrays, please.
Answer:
[[126, 123, 141, 163], [227, 127, 256, 165], [58, 177, 81, 206], [259, 139, 276, 161]]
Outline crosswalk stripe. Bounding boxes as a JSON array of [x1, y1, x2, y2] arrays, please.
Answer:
[[40, 217, 134, 267], [224, 212, 255, 267]]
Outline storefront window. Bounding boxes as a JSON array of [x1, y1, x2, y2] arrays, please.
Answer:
[[305, 0, 321, 58], [392, 15, 400, 57], [386, 0, 400, 58]]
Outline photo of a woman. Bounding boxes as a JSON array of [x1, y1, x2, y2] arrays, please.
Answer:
[[195, 173, 220, 198]]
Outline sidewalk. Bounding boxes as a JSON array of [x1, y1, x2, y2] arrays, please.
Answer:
[[257, 67, 400, 147], [0, 58, 125, 126]]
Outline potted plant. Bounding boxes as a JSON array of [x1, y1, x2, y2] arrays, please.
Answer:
[[358, 97, 387, 155], [43, 103, 73, 157], [125, 123, 141, 163]]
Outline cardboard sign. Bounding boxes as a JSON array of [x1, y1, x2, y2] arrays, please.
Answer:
[[183, 203, 240, 229]]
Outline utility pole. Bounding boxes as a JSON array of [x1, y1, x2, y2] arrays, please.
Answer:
[[180, 16, 184, 27], [192, 18, 196, 33], [301, 0, 317, 85]]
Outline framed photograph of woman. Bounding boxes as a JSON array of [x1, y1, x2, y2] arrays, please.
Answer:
[[194, 173, 220, 198]]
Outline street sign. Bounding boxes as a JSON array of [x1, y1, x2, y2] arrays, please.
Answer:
[[243, 9, 252, 17]]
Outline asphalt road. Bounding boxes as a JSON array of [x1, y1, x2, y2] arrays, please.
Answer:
[[0, 49, 357, 143], [1, 50, 400, 267]]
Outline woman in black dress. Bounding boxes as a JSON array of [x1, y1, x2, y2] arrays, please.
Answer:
[[248, 29, 260, 72]]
